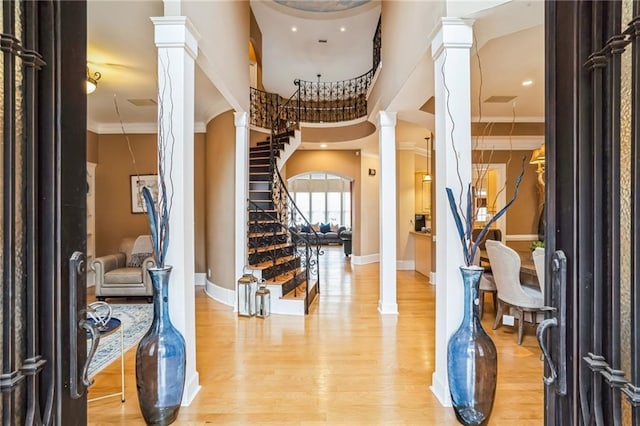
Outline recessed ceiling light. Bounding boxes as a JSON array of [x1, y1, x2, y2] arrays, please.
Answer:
[[291, 26, 297, 32], [320, 143, 328, 148], [522, 79, 533, 86], [340, 27, 346, 32]]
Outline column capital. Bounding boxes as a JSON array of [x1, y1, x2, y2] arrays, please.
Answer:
[[151, 16, 200, 60], [234, 111, 249, 128], [431, 18, 474, 61], [378, 111, 397, 128]]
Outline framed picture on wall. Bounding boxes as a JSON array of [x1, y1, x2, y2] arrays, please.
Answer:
[[130, 174, 158, 214]]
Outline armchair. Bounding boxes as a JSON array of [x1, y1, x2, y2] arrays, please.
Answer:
[[92, 235, 155, 302]]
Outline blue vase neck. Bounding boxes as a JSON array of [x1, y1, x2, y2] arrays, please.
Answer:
[[460, 266, 483, 329], [149, 267, 175, 330]]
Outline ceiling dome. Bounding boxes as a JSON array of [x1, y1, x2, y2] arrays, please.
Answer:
[[273, 0, 370, 13]]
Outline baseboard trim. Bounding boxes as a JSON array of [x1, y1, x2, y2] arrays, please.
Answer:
[[352, 253, 379, 265], [205, 280, 235, 308], [181, 371, 201, 406], [430, 372, 452, 407], [430, 272, 437, 285], [195, 273, 206, 286], [396, 260, 415, 270], [377, 301, 398, 315]]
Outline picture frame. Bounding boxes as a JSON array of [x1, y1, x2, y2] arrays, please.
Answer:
[[130, 174, 158, 214]]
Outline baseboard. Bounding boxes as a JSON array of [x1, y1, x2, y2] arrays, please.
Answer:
[[430, 272, 437, 285], [194, 273, 206, 286], [430, 372, 452, 407], [352, 253, 379, 265], [396, 260, 415, 270], [181, 371, 201, 406], [204, 280, 235, 308], [377, 301, 398, 315]]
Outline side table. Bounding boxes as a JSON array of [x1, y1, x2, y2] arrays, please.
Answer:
[[87, 317, 125, 403]]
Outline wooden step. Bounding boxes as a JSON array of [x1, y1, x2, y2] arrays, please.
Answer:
[[262, 267, 306, 286], [282, 278, 318, 301], [247, 242, 291, 255], [248, 231, 287, 238], [250, 254, 297, 270]]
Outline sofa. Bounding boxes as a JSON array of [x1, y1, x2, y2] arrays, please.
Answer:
[[289, 223, 346, 245], [92, 235, 155, 302]]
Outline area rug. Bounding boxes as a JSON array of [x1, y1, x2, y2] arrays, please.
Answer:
[[87, 303, 153, 377]]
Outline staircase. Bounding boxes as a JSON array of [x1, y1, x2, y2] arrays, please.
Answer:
[[247, 130, 320, 315]]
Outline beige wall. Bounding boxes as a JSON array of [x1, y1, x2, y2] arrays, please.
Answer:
[[194, 134, 206, 272], [284, 149, 362, 255], [359, 154, 380, 256], [93, 133, 206, 272], [396, 150, 415, 264], [87, 131, 99, 164], [205, 110, 236, 289]]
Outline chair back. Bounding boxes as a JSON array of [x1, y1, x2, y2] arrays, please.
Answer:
[[472, 228, 502, 250], [485, 240, 542, 309], [532, 247, 545, 296]]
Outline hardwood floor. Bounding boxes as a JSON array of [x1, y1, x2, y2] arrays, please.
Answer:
[[87, 246, 544, 425]]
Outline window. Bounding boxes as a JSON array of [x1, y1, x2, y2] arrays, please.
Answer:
[[289, 173, 352, 226]]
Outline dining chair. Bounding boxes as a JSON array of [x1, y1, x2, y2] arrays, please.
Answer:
[[485, 240, 545, 344], [472, 250, 497, 320], [532, 247, 545, 297]]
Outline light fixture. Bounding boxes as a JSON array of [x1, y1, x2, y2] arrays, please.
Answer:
[[423, 136, 432, 182], [521, 79, 533, 87], [291, 26, 297, 32], [320, 143, 328, 148], [340, 27, 346, 32], [86, 67, 101, 94]]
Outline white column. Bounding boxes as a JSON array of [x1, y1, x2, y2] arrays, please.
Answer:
[[151, 16, 201, 405], [377, 111, 398, 315], [430, 17, 474, 406], [234, 111, 249, 311]]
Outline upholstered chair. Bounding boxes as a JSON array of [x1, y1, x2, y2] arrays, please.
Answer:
[[485, 240, 545, 344], [92, 235, 155, 302]]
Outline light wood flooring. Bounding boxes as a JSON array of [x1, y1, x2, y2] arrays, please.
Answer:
[[87, 246, 544, 425]]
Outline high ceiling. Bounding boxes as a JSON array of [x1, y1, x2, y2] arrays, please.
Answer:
[[87, 0, 544, 146]]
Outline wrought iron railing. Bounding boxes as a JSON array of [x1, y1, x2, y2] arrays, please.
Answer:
[[373, 16, 381, 71]]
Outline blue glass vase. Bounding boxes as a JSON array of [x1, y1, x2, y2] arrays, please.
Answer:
[[447, 266, 497, 426], [136, 266, 186, 425]]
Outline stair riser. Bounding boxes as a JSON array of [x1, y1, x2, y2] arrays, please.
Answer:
[[250, 147, 280, 157], [250, 165, 271, 174], [250, 157, 270, 166], [248, 222, 282, 233], [261, 258, 301, 280], [248, 246, 295, 265], [248, 211, 277, 221], [249, 201, 274, 210], [249, 181, 271, 191], [248, 191, 271, 201], [282, 273, 308, 297], [249, 234, 288, 247], [249, 173, 272, 182]]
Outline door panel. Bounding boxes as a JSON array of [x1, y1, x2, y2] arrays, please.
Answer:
[[1, 1, 87, 424], [545, 1, 640, 424]]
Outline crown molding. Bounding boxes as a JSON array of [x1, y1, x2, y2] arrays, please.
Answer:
[[473, 136, 543, 151], [87, 121, 207, 134]]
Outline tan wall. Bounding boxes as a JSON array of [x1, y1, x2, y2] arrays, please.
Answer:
[[359, 155, 380, 256], [396, 150, 415, 264], [194, 134, 206, 272], [94, 133, 206, 272], [472, 150, 539, 235], [87, 131, 99, 164], [284, 150, 362, 255], [205, 110, 236, 289]]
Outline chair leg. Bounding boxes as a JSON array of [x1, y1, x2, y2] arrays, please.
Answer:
[[491, 291, 498, 315], [517, 309, 524, 345], [493, 300, 503, 330], [479, 290, 485, 319]]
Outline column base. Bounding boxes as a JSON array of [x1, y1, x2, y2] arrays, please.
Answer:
[[377, 301, 398, 315], [181, 371, 201, 406], [430, 371, 452, 407]]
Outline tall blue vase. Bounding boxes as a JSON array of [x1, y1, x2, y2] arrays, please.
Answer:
[[447, 265, 497, 426], [136, 266, 186, 426]]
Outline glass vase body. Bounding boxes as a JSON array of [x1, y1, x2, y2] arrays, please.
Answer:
[[447, 265, 497, 426], [136, 266, 186, 426]]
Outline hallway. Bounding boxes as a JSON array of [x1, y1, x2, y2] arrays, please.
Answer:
[[88, 247, 543, 424]]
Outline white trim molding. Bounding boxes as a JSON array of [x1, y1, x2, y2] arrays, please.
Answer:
[[397, 260, 416, 271], [87, 121, 207, 134], [204, 280, 236, 307], [505, 234, 540, 241], [474, 136, 543, 151], [351, 253, 379, 265], [430, 272, 437, 285], [194, 273, 206, 286]]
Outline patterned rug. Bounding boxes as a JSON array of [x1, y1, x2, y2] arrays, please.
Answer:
[[88, 303, 153, 377]]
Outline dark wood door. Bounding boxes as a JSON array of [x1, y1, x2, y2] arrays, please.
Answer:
[[1, 1, 88, 424], [543, 1, 640, 424]]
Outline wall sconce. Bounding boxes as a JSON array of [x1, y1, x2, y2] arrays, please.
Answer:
[[422, 174, 432, 182], [368, 168, 376, 176], [86, 67, 101, 94], [529, 143, 545, 187], [423, 136, 432, 182]]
